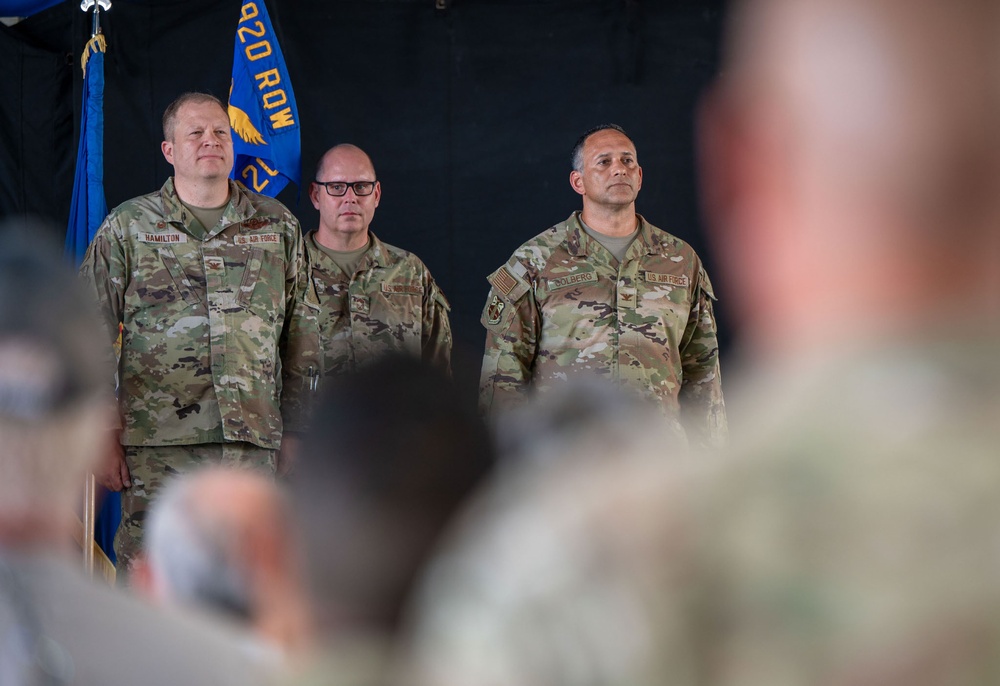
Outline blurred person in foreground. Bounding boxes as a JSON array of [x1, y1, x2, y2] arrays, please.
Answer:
[[289, 355, 494, 685], [0, 221, 272, 686], [401, 0, 1000, 684], [401, 381, 685, 686], [135, 467, 312, 661]]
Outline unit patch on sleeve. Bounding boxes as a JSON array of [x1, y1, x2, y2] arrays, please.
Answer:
[[486, 294, 506, 325]]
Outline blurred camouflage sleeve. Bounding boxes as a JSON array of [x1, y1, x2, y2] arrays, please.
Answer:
[[278, 219, 318, 433], [422, 278, 453, 375], [479, 260, 537, 418], [678, 267, 727, 448], [78, 216, 126, 428]]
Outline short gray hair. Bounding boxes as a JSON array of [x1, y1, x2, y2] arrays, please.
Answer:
[[571, 123, 631, 171], [145, 470, 259, 622], [162, 92, 227, 141]]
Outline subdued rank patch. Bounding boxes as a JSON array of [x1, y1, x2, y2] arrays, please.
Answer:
[[618, 287, 637, 307], [645, 272, 689, 288], [492, 266, 518, 296], [241, 217, 273, 230], [204, 257, 225, 271], [547, 270, 597, 291], [381, 283, 423, 296], [234, 233, 280, 246], [487, 294, 505, 325], [137, 232, 187, 244], [350, 294, 371, 315]]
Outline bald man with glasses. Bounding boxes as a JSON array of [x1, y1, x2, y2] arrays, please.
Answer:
[[299, 144, 452, 390]]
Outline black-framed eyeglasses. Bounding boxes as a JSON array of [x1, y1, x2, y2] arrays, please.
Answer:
[[314, 180, 377, 197]]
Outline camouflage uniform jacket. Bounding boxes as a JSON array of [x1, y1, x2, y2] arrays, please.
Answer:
[[79, 177, 310, 449], [300, 230, 452, 385], [480, 211, 726, 447]]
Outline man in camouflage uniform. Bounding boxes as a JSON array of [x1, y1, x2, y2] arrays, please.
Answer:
[[405, 1, 1000, 684], [79, 92, 309, 580], [298, 143, 452, 388], [480, 125, 726, 447]]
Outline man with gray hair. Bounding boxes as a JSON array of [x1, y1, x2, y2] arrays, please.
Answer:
[[404, 0, 1000, 684], [0, 220, 271, 686], [479, 124, 726, 448], [136, 467, 311, 659]]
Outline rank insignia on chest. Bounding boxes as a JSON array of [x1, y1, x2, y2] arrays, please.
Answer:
[[486, 294, 505, 325], [204, 256, 225, 272], [350, 294, 371, 315]]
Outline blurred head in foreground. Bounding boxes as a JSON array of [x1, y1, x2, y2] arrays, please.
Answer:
[[693, 0, 1000, 683], [0, 220, 110, 547], [137, 467, 312, 658], [0, 222, 271, 686], [401, 2, 1000, 685], [292, 356, 494, 644], [699, 0, 1000, 359], [401, 379, 689, 686]]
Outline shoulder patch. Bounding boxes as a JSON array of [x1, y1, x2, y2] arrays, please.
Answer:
[[486, 294, 506, 325], [492, 266, 518, 297], [487, 260, 530, 303]]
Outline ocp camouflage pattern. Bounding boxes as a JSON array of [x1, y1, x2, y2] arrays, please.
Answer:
[[79, 177, 310, 449], [480, 212, 727, 447], [295, 230, 452, 392]]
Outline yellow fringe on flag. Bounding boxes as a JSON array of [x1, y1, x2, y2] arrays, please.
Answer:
[[81, 32, 107, 76]]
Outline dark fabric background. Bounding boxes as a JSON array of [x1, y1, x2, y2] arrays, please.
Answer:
[[0, 0, 726, 388]]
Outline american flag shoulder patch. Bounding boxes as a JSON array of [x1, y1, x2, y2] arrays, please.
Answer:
[[492, 266, 517, 296]]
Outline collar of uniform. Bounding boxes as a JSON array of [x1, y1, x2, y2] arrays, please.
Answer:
[[159, 178, 252, 239], [307, 230, 396, 274], [631, 214, 669, 257], [565, 211, 593, 258], [565, 211, 661, 259], [361, 231, 395, 270]]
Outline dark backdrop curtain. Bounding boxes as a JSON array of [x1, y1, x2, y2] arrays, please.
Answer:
[[0, 0, 726, 381]]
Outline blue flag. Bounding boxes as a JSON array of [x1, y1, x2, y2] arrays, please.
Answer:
[[65, 31, 119, 565], [228, 0, 301, 197], [65, 35, 108, 262]]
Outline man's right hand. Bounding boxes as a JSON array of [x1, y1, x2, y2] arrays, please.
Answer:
[[99, 436, 131, 491]]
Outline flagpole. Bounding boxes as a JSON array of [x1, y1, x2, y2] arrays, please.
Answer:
[[76, 0, 111, 579]]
